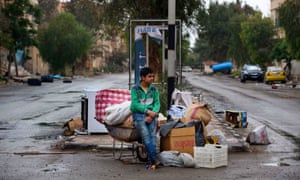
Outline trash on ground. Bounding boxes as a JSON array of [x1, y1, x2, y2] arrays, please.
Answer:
[[246, 125, 271, 145], [225, 110, 247, 128], [194, 144, 228, 168], [63, 117, 83, 136], [159, 151, 195, 168]]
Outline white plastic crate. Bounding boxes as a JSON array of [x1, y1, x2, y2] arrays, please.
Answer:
[[194, 144, 228, 168]]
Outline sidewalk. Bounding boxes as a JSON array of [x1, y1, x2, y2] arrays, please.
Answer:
[[61, 112, 251, 153]]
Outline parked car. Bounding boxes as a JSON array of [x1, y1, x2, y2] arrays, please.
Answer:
[[240, 64, 264, 83], [182, 66, 192, 72], [264, 66, 286, 84]]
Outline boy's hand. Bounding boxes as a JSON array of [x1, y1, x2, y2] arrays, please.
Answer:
[[147, 110, 157, 119], [144, 116, 153, 124]]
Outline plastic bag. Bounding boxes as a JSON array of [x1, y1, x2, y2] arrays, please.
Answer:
[[159, 151, 184, 167], [180, 153, 195, 168], [167, 105, 186, 119], [246, 125, 271, 145]]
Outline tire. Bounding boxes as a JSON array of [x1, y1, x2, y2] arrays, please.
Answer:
[[41, 75, 53, 82], [63, 78, 72, 83], [27, 78, 41, 86]]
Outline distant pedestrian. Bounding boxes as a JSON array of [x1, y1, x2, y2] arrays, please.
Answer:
[[130, 67, 161, 168]]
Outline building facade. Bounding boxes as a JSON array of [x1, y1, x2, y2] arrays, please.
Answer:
[[1, 0, 127, 76], [270, 0, 286, 38]]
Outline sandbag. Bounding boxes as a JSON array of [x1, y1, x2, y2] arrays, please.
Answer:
[[246, 125, 271, 145]]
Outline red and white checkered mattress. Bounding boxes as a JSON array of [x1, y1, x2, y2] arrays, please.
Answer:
[[95, 89, 131, 123]]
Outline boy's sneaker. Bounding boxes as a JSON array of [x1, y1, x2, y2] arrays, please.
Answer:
[[152, 159, 162, 167]]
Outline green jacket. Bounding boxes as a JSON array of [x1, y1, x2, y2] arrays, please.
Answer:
[[130, 83, 160, 114]]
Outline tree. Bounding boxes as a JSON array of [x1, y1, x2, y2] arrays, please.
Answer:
[[104, 50, 128, 73], [278, 0, 300, 59], [65, 0, 109, 72], [37, 0, 59, 23], [227, 14, 250, 68], [202, 2, 234, 62], [100, 0, 205, 35], [98, 0, 205, 78], [271, 39, 290, 61], [271, 39, 292, 80], [194, 1, 256, 65], [65, 0, 104, 30], [38, 13, 92, 74], [1, 0, 41, 77], [240, 13, 275, 67]]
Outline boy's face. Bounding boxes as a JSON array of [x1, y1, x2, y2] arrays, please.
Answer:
[[142, 73, 155, 84]]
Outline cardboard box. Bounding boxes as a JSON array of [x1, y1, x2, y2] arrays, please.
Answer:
[[225, 110, 247, 128], [161, 126, 195, 156]]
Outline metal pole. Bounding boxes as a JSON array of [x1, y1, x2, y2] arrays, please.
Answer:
[[167, 0, 176, 109], [162, 24, 165, 82], [129, 20, 132, 89], [146, 23, 149, 66], [179, 21, 182, 87]]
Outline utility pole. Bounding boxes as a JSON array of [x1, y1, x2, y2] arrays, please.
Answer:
[[167, 0, 176, 109]]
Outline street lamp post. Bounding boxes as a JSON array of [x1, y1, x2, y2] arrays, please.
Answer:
[[167, 0, 176, 109]]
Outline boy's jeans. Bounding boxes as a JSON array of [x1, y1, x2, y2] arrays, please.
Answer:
[[132, 113, 158, 164]]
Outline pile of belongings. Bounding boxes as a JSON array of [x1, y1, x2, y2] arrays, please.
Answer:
[[95, 89, 131, 124], [63, 117, 83, 136], [163, 101, 215, 146]]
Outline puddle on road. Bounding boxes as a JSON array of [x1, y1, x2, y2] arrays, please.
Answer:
[[42, 164, 69, 173], [21, 114, 43, 120], [261, 162, 291, 167], [21, 105, 73, 121], [37, 122, 64, 127], [31, 134, 60, 140], [25, 95, 42, 101], [0, 122, 15, 130], [261, 154, 300, 167], [48, 90, 82, 95]]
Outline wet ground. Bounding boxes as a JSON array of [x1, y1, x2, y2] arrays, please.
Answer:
[[0, 73, 299, 179]]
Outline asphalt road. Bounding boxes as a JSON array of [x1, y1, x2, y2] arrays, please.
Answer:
[[0, 73, 299, 179], [184, 73, 300, 141]]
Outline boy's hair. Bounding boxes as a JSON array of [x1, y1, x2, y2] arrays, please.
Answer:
[[140, 67, 153, 77]]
